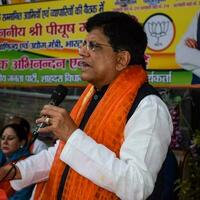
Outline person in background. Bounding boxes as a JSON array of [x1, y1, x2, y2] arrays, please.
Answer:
[[176, 11, 200, 84], [0, 0, 7, 5], [0, 11, 172, 200], [0, 123, 34, 199], [176, 10, 200, 132], [4, 116, 48, 154]]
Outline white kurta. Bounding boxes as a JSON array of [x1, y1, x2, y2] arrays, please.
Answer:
[[11, 95, 173, 200], [176, 11, 200, 77], [32, 139, 48, 154]]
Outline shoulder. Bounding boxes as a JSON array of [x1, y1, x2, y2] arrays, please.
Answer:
[[127, 83, 161, 121], [125, 94, 173, 137], [137, 94, 168, 112], [127, 92, 171, 127]]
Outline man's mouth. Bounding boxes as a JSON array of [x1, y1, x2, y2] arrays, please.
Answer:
[[80, 61, 91, 69]]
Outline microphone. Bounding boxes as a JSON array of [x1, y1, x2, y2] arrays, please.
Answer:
[[48, 84, 68, 106], [30, 85, 68, 144]]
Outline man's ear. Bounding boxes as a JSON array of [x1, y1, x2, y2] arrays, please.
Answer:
[[116, 51, 131, 71]]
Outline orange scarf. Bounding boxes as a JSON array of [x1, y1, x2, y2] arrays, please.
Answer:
[[34, 66, 147, 200], [0, 189, 8, 200], [0, 181, 13, 198]]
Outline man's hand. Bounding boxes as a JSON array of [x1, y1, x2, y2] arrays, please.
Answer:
[[0, 164, 21, 182], [36, 105, 78, 142], [185, 38, 198, 49]]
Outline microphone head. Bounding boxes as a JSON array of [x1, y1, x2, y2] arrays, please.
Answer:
[[50, 85, 68, 106]]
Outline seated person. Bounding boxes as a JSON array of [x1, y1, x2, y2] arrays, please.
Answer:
[[4, 115, 48, 154], [0, 123, 35, 199]]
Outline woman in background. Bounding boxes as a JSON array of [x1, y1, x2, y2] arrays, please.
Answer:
[[4, 115, 48, 154], [0, 123, 34, 200]]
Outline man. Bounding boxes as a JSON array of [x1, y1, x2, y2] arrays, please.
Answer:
[[176, 11, 200, 83], [0, 11, 172, 200]]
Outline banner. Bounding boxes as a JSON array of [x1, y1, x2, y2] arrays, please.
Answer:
[[0, 0, 199, 87], [109, 0, 200, 87]]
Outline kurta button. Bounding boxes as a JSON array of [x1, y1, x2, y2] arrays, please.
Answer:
[[93, 94, 98, 100]]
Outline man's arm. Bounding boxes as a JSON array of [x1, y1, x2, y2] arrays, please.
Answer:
[[59, 95, 173, 200], [0, 163, 22, 181], [185, 38, 198, 48], [9, 141, 58, 191]]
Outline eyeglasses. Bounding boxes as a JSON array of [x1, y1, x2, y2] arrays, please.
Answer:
[[80, 40, 112, 52]]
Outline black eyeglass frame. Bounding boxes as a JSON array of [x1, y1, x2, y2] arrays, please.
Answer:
[[80, 40, 113, 52]]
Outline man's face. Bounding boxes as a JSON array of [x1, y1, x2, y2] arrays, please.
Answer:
[[79, 28, 120, 89]]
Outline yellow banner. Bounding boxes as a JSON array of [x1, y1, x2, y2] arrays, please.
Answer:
[[0, 0, 199, 87], [108, 0, 199, 70], [0, 0, 106, 58]]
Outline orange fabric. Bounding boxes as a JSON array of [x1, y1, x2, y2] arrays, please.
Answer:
[[34, 66, 147, 200], [0, 189, 8, 200], [0, 181, 13, 199], [0, 159, 28, 198]]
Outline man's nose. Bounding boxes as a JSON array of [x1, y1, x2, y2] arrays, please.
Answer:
[[78, 45, 90, 57]]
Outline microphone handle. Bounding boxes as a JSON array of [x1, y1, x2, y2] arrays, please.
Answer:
[[27, 118, 48, 151], [32, 100, 55, 136], [27, 102, 55, 150], [26, 84, 68, 151]]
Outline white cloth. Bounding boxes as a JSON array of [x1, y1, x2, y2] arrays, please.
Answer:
[[32, 139, 48, 154], [11, 95, 173, 200], [176, 11, 200, 77]]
